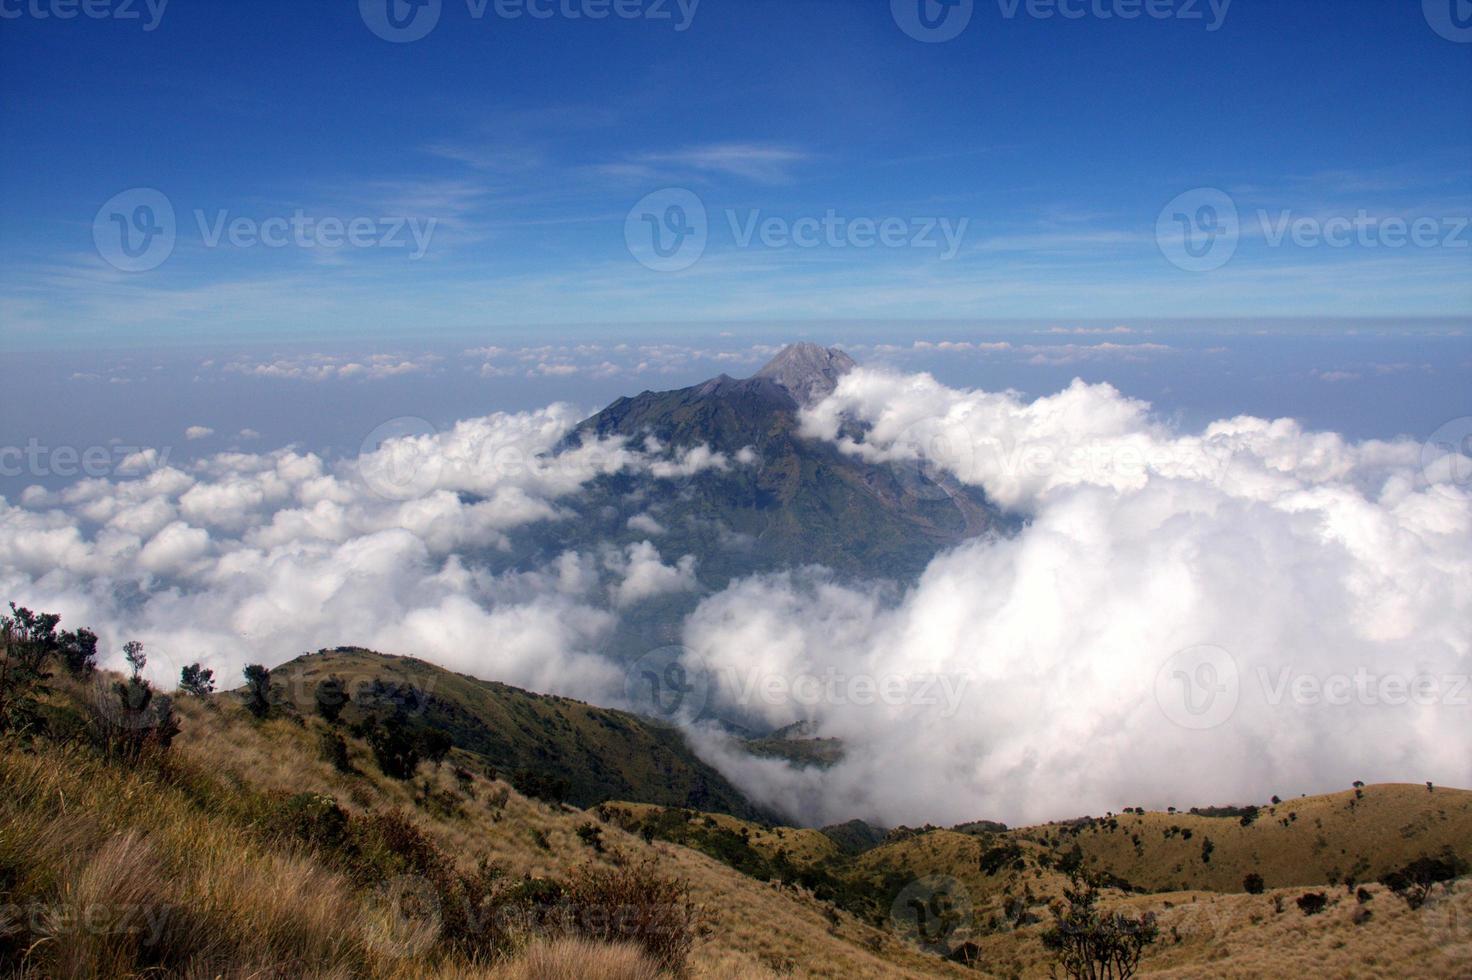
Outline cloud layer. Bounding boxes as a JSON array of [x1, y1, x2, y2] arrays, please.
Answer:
[[4, 367, 1468, 830], [678, 368, 1472, 826], [0, 404, 704, 701]]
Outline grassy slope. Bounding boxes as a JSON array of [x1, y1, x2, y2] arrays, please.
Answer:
[[173, 687, 964, 979], [598, 789, 1472, 978], [6, 656, 1469, 978], [271, 649, 771, 820]]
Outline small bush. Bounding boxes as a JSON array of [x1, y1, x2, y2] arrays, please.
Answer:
[[560, 860, 697, 974], [367, 716, 421, 780], [179, 663, 215, 697], [314, 675, 349, 722], [1296, 892, 1327, 916], [89, 675, 181, 763], [318, 729, 353, 773], [1379, 854, 1468, 909], [1243, 872, 1265, 895], [242, 664, 272, 719], [1042, 870, 1158, 980], [512, 767, 571, 805], [576, 822, 605, 853]]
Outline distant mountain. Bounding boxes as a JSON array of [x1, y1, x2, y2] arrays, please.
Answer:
[[543, 342, 1004, 587]]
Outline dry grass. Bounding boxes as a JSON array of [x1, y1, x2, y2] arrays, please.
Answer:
[[5, 666, 1468, 979], [501, 938, 663, 980]]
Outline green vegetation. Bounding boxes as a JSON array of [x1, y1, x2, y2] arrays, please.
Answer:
[[271, 648, 770, 818], [1042, 870, 1158, 979]]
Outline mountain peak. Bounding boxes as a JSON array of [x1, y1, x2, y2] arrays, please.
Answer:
[[753, 342, 857, 406]]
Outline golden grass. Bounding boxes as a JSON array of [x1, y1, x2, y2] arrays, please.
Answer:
[[5, 667, 1468, 979]]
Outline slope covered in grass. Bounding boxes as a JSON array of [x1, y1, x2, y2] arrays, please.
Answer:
[[270, 648, 771, 819]]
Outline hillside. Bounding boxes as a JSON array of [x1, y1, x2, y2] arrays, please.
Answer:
[[270, 647, 771, 820], [2, 638, 1469, 978]]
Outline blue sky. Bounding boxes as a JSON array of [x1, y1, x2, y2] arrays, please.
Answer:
[[2, 0, 1470, 350]]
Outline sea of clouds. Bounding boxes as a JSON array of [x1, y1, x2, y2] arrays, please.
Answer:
[[3, 368, 1468, 827]]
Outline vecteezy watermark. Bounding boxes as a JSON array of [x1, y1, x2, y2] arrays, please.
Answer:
[[1154, 644, 1239, 730], [0, 899, 176, 946], [0, 0, 168, 30], [1422, 416, 1472, 499], [1157, 187, 1471, 273], [891, 0, 974, 43], [893, 0, 1230, 43], [625, 188, 709, 272], [194, 210, 437, 258], [94, 188, 176, 273], [890, 875, 973, 955], [727, 210, 969, 259], [1424, 0, 1472, 43], [624, 188, 970, 272], [0, 441, 170, 479], [1257, 667, 1471, 708], [624, 646, 710, 721], [360, 0, 699, 43], [92, 188, 439, 272], [723, 666, 972, 717], [0, 440, 172, 480], [1155, 188, 1240, 273], [1157, 645, 1471, 730], [1256, 211, 1470, 251], [358, 417, 443, 501]]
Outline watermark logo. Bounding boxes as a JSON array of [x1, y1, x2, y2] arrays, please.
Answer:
[[358, 417, 443, 501], [361, 0, 698, 42], [890, 875, 972, 954], [1257, 667, 1470, 708], [1156, 188, 1239, 272], [1155, 644, 1239, 730], [625, 188, 708, 272], [1424, 0, 1472, 43], [94, 189, 439, 271], [625, 646, 710, 722], [360, 0, 442, 42], [0, 0, 169, 30], [94, 188, 175, 273], [723, 666, 971, 717], [1422, 416, 1472, 499], [1257, 210, 1469, 250], [726, 209, 968, 259], [0, 440, 172, 480], [1420, 879, 1472, 955], [891, 416, 978, 501], [892, 0, 973, 43]]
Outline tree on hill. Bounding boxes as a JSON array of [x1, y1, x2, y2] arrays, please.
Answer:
[[1, 604, 99, 730], [180, 663, 215, 697], [1042, 869, 1158, 980], [1379, 853, 1468, 909], [314, 674, 349, 722], [242, 664, 272, 718]]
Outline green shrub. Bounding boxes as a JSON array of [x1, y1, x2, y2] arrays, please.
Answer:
[[1296, 892, 1327, 916], [242, 664, 271, 719], [179, 663, 215, 696], [1042, 870, 1158, 980], [318, 729, 353, 773], [560, 860, 697, 974], [314, 675, 349, 723]]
